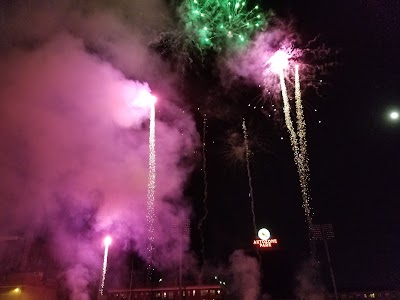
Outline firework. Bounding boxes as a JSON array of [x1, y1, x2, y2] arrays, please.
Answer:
[[181, 0, 269, 51], [268, 50, 300, 171], [128, 89, 157, 267], [198, 114, 208, 269], [146, 98, 156, 273], [267, 50, 313, 226], [132, 91, 158, 275], [295, 65, 312, 224], [100, 236, 112, 296], [242, 118, 257, 237]]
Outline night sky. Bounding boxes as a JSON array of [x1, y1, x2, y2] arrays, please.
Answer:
[[1, 0, 400, 299], [193, 0, 400, 295], [283, 0, 400, 291]]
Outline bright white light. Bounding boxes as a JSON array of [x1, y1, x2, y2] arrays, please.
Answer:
[[132, 90, 157, 108], [268, 50, 290, 74], [390, 111, 399, 120], [258, 228, 271, 240], [103, 235, 112, 247]]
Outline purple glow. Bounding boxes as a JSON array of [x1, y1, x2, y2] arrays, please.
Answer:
[[225, 27, 304, 99], [0, 14, 198, 298]]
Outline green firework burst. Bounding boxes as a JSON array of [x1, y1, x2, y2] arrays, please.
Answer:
[[181, 0, 269, 51]]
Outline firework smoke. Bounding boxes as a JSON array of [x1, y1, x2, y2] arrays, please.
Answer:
[[295, 258, 325, 300], [0, 2, 198, 298], [229, 250, 261, 300], [223, 23, 332, 100]]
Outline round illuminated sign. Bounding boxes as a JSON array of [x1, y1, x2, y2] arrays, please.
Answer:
[[258, 228, 271, 241]]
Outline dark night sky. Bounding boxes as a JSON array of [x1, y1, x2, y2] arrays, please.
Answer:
[[289, 0, 400, 291], [189, 0, 400, 296]]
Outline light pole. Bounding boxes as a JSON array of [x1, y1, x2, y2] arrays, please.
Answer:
[[172, 219, 190, 300], [311, 224, 338, 300], [129, 257, 134, 300]]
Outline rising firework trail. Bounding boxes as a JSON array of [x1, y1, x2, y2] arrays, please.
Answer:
[[130, 89, 157, 275], [242, 118, 257, 237], [100, 236, 112, 296], [198, 114, 208, 278], [146, 94, 157, 277]]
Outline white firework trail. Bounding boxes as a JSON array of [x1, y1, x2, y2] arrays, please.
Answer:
[[100, 236, 112, 296], [198, 114, 208, 279], [146, 102, 156, 275], [278, 67, 312, 226], [242, 118, 257, 237], [295, 65, 312, 226], [278, 68, 300, 165]]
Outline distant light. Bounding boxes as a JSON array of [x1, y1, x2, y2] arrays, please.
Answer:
[[258, 228, 271, 240], [389, 111, 399, 120], [103, 235, 112, 246], [13, 287, 21, 294]]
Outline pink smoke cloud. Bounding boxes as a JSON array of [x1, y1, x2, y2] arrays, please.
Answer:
[[0, 22, 198, 300], [229, 250, 261, 300]]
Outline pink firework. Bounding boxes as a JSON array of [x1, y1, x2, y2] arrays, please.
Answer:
[[267, 50, 290, 74]]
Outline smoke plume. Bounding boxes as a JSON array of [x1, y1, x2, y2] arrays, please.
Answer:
[[0, 1, 198, 298], [229, 250, 261, 300]]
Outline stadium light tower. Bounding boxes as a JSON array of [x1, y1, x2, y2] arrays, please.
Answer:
[[172, 219, 190, 300], [311, 224, 338, 300]]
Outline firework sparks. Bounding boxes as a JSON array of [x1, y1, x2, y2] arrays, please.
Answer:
[[242, 118, 257, 237], [100, 236, 112, 296], [198, 114, 208, 270], [181, 0, 269, 51], [145, 94, 157, 275], [267, 50, 313, 226], [268, 50, 301, 171], [295, 65, 312, 225]]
